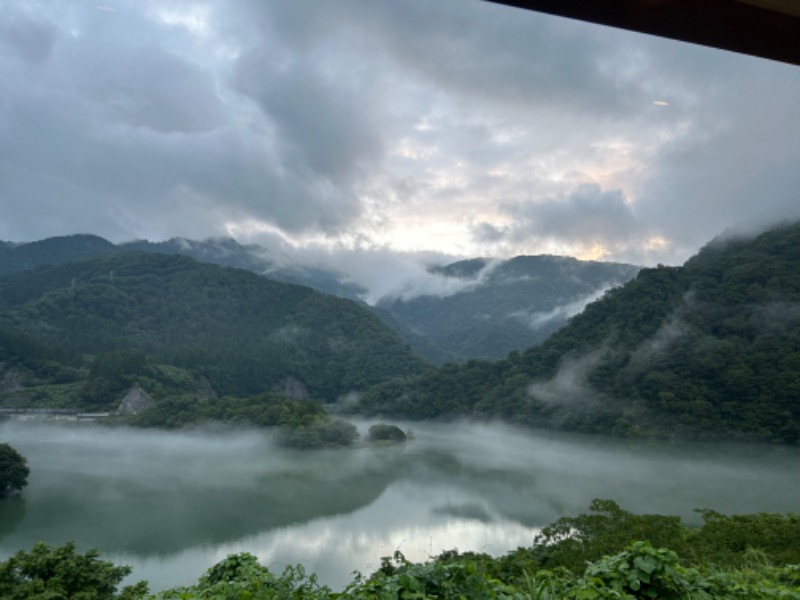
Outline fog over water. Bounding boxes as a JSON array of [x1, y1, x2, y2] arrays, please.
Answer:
[[0, 420, 798, 591]]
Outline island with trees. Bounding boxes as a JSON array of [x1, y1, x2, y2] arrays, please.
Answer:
[[0, 444, 28, 497]]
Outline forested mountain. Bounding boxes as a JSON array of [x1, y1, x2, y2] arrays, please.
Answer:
[[0, 234, 366, 299], [0, 234, 117, 276], [2, 225, 799, 443], [0, 252, 427, 404], [0, 234, 640, 363], [378, 255, 640, 362], [357, 222, 800, 444], [121, 237, 367, 299]]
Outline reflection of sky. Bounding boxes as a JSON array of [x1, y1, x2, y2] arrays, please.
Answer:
[[116, 480, 541, 591]]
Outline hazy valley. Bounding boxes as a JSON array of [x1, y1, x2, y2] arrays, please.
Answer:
[[1, 223, 799, 596], [3, 0, 800, 594]]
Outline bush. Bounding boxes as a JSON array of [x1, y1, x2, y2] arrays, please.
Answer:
[[0, 444, 29, 496], [0, 542, 147, 599], [367, 423, 407, 444]]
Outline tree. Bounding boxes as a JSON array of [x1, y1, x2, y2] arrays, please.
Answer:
[[0, 444, 29, 496], [368, 423, 407, 444], [0, 542, 147, 599]]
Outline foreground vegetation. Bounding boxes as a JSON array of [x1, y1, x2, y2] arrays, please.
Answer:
[[1, 500, 797, 598]]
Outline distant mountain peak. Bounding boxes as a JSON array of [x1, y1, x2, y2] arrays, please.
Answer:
[[427, 257, 490, 279]]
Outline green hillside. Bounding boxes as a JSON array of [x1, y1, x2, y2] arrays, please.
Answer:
[[0, 235, 641, 364], [377, 255, 639, 362], [357, 222, 800, 443], [0, 234, 117, 276], [0, 252, 428, 404], [121, 237, 369, 299]]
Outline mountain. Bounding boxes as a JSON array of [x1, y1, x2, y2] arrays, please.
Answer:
[[0, 234, 117, 276], [120, 237, 367, 299], [0, 234, 367, 299], [121, 237, 273, 273], [357, 222, 800, 444], [0, 252, 428, 405], [0, 235, 641, 363], [377, 255, 640, 363]]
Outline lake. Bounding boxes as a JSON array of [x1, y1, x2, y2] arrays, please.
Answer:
[[0, 420, 798, 591]]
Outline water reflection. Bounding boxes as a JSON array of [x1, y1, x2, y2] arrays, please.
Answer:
[[0, 496, 25, 543], [0, 420, 798, 591]]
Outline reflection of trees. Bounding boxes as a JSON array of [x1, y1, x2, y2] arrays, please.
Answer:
[[9, 450, 402, 557], [0, 441, 553, 557], [131, 460, 397, 555], [0, 496, 26, 542]]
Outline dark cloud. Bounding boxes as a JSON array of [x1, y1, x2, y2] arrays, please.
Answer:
[[65, 43, 226, 134], [233, 48, 383, 186], [379, 2, 643, 116], [498, 183, 641, 248], [0, 7, 58, 65], [472, 222, 507, 244], [256, 0, 644, 117], [0, 1, 369, 240]]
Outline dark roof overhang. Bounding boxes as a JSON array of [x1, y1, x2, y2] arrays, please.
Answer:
[[488, 1, 800, 67]]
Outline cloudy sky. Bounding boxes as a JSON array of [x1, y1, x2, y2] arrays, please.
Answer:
[[2, 0, 799, 271]]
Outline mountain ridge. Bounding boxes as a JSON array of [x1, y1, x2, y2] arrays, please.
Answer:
[[356, 221, 800, 444], [0, 233, 642, 362], [0, 251, 428, 405]]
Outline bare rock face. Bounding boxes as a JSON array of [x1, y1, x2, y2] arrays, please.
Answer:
[[0, 364, 23, 395], [196, 375, 217, 400], [272, 376, 309, 400], [117, 386, 155, 415]]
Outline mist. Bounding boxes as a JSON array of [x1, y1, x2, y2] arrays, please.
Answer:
[[513, 283, 614, 330], [0, 420, 798, 591], [276, 244, 494, 305], [243, 235, 486, 304]]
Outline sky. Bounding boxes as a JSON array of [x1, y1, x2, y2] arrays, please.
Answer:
[[1, 0, 800, 272]]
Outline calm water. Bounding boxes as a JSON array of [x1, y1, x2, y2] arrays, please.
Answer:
[[0, 420, 798, 591]]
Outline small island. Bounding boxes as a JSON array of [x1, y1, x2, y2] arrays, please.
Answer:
[[367, 423, 408, 445], [0, 443, 28, 497]]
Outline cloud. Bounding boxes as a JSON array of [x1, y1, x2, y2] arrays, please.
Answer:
[[468, 183, 646, 261], [0, 7, 59, 65], [623, 313, 689, 376], [283, 0, 647, 118], [0, 0, 798, 270], [0, 1, 371, 241], [233, 47, 383, 187], [526, 349, 609, 407], [506, 183, 638, 241], [277, 243, 490, 305], [513, 284, 615, 330], [68, 43, 226, 134], [472, 222, 507, 244]]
